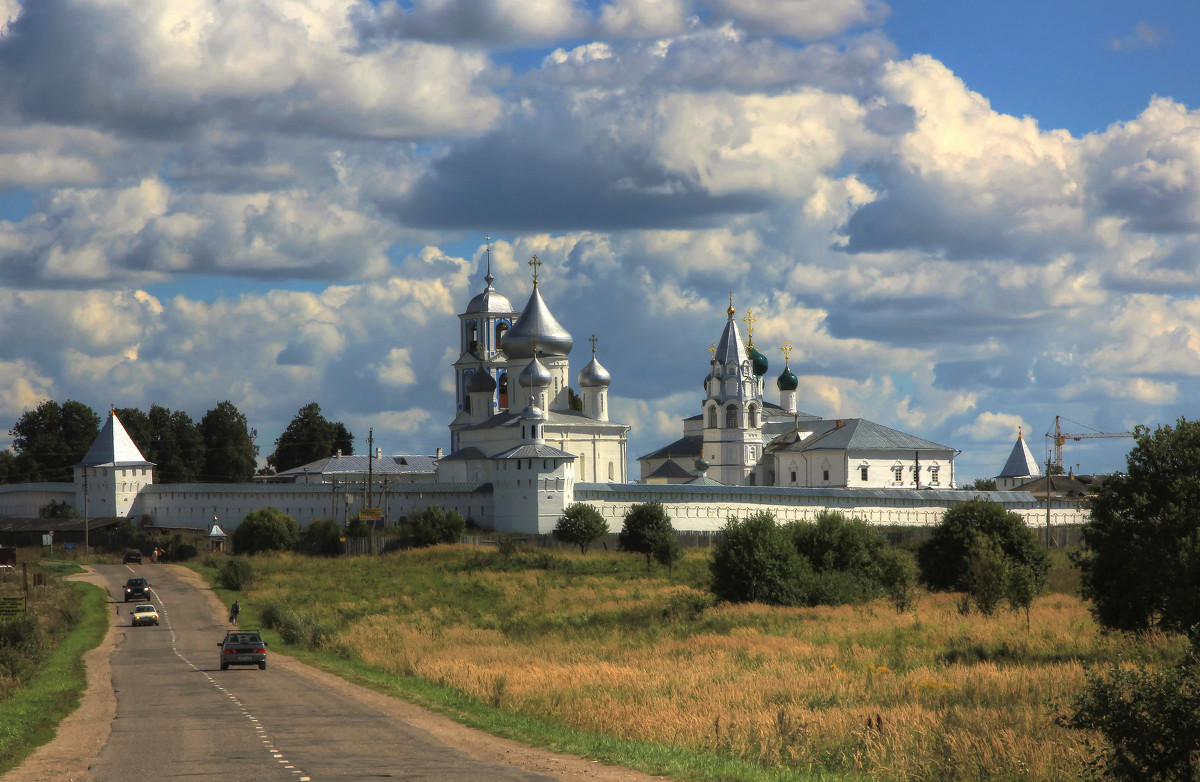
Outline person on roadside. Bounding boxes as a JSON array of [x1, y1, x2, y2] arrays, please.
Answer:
[[229, 600, 240, 625]]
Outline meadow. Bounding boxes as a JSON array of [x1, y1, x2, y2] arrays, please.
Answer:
[[221, 546, 1183, 782]]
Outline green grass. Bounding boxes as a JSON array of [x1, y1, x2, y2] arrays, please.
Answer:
[[0, 581, 109, 775]]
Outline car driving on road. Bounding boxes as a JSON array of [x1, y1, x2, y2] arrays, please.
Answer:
[[131, 604, 159, 626], [123, 549, 143, 564], [123, 577, 150, 601], [218, 630, 268, 670]]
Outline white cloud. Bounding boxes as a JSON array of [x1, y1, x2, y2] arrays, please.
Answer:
[[705, 0, 888, 40], [955, 411, 1027, 442], [1107, 22, 1170, 52]]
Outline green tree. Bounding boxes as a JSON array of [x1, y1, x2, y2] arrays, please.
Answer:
[[1077, 418, 1200, 633], [965, 477, 997, 491], [789, 511, 913, 606], [199, 401, 257, 482], [917, 498, 1049, 594], [618, 501, 674, 571], [552, 503, 609, 554], [9, 399, 100, 482], [147, 405, 204, 484], [267, 403, 355, 473], [652, 529, 684, 576], [410, 505, 465, 547], [231, 507, 300, 554], [298, 518, 342, 556], [710, 511, 807, 605], [345, 516, 371, 537], [965, 538, 1009, 616], [39, 499, 78, 518], [1066, 628, 1200, 781]]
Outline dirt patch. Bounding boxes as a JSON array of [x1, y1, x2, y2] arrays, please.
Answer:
[[7, 566, 662, 782]]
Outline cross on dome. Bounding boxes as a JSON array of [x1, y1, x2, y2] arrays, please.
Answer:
[[743, 310, 757, 348], [589, 334, 599, 355], [528, 255, 542, 288], [781, 340, 792, 365]]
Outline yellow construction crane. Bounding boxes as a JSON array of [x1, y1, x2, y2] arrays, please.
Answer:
[[1046, 415, 1134, 473]]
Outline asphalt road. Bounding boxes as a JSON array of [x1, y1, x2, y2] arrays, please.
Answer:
[[87, 564, 561, 782]]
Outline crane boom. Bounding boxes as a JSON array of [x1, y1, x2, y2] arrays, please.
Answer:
[[1047, 415, 1134, 472]]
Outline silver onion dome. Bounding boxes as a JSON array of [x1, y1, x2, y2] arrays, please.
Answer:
[[465, 277, 514, 314], [466, 369, 497, 394], [578, 355, 611, 388], [504, 287, 573, 359], [518, 355, 552, 389]]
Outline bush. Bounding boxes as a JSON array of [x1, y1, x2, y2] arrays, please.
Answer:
[[231, 507, 301, 554], [216, 557, 254, 591], [298, 518, 342, 556], [410, 505, 466, 547], [618, 502, 674, 571], [918, 498, 1049, 593], [789, 511, 908, 605], [345, 516, 371, 538], [552, 503, 609, 554], [710, 511, 808, 605], [1065, 627, 1200, 781]]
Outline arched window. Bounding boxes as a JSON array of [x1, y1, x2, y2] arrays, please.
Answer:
[[463, 385, 471, 412], [707, 406, 718, 429], [467, 321, 479, 353], [748, 405, 759, 428], [498, 372, 509, 408], [495, 322, 508, 350], [608, 462, 614, 480], [726, 404, 738, 429]]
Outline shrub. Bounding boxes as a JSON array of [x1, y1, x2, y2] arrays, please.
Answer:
[[552, 503, 609, 554], [652, 530, 684, 576], [1065, 627, 1200, 781], [618, 502, 674, 571], [216, 557, 254, 591], [345, 516, 371, 538], [710, 511, 808, 605], [918, 498, 1049, 593], [410, 505, 466, 547], [298, 518, 342, 556], [231, 507, 301, 554], [789, 511, 904, 605]]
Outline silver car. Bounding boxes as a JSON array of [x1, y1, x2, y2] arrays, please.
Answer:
[[217, 630, 268, 670]]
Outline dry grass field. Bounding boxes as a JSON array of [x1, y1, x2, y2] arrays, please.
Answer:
[[233, 546, 1184, 781]]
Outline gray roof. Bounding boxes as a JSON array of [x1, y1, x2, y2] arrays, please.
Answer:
[[492, 443, 576, 460], [998, 434, 1042, 479], [439, 447, 489, 462], [768, 418, 955, 454], [277, 454, 437, 477], [646, 460, 695, 480], [576, 483, 1035, 503], [462, 408, 628, 432], [713, 311, 749, 367], [141, 482, 491, 494], [638, 435, 703, 462]]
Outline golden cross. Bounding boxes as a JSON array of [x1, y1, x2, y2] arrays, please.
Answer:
[[708, 342, 716, 359], [528, 254, 542, 287], [589, 334, 599, 354], [781, 340, 792, 364], [742, 309, 757, 348]]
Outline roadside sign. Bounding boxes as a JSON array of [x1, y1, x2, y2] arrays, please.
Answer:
[[42, 534, 53, 546], [0, 595, 26, 618], [63, 543, 77, 551], [359, 508, 382, 521]]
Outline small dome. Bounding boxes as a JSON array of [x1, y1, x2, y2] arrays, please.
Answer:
[[578, 356, 611, 388], [748, 346, 769, 377], [519, 356, 552, 389], [465, 284, 514, 315], [505, 287, 573, 359], [466, 369, 497, 394], [694, 456, 710, 472], [777, 366, 798, 392]]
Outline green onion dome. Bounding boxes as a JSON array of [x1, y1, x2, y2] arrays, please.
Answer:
[[748, 346, 769, 377], [777, 365, 798, 392]]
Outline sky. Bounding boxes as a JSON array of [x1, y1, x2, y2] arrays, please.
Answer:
[[1, 0, 1199, 483]]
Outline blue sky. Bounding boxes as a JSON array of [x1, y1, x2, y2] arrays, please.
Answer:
[[1, 0, 1198, 483]]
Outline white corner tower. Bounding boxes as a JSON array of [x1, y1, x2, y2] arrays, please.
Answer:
[[74, 410, 155, 518]]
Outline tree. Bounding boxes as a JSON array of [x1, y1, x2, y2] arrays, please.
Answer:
[[198, 401, 257, 483], [298, 518, 342, 556], [618, 502, 674, 571], [39, 499, 78, 518], [652, 528, 684, 576], [789, 511, 914, 606], [965, 478, 997, 491], [710, 511, 808, 605], [9, 400, 100, 482], [1077, 418, 1200, 633], [552, 503, 609, 554], [267, 403, 355, 473], [1066, 627, 1200, 781], [231, 507, 300, 554], [148, 405, 204, 484], [917, 498, 1049, 594], [410, 505, 465, 547]]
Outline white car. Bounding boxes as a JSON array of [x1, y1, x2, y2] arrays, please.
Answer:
[[131, 604, 159, 626]]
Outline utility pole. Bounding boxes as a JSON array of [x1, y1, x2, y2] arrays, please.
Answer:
[[1045, 456, 1052, 548], [366, 428, 374, 509], [83, 468, 90, 555]]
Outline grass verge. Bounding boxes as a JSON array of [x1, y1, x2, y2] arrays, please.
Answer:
[[0, 580, 109, 775]]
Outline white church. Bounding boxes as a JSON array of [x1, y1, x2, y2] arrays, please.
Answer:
[[0, 258, 1086, 536]]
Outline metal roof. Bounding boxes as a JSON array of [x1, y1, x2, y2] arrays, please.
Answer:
[[575, 483, 1037, 502], [77, 413, 154, 468], [277, 454, 437, 477], [504, 286, 573, 359], [768, 418, 955, 454], [141, 482, 491, 494], [491, 443, 576, 460], [998, 434, 1042, 478], [646, 460, 695, 479], [638, 435, 703, 462]]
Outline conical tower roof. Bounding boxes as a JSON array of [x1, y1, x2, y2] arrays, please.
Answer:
[[713, 299, 749, 368], [998, 429, 1041, 479], [77, 411, 153, 467]]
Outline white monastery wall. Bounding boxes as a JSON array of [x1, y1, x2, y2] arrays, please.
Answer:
[[0, 484, 75, 518]]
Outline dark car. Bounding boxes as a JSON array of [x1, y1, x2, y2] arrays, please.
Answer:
[[123, 577, 150, 601], [218, 630, 268, 670], [123, 549, 143, 564]]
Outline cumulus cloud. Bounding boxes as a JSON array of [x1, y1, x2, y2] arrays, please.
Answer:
[[1107, 22, 1170, 52], [704, 0, 889, 41]]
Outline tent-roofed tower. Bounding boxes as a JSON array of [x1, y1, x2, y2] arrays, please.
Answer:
[[74, 409, 155, 518], [996, 427, 1043, 490], [700, 295, 765, 486]]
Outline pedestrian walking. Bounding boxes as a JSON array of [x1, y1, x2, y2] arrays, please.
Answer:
[[229, 600, 240, 625]]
